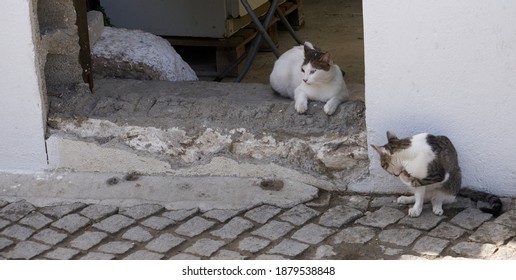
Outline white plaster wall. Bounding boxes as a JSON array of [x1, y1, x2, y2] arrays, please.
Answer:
[[355, 0, 516, 196], [0, 0, 47, 172]]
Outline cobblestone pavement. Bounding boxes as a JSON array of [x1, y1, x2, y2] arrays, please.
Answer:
[[1, 192, 515, 260]]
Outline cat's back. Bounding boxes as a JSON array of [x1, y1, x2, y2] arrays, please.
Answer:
[[270, 45, 304, 98]]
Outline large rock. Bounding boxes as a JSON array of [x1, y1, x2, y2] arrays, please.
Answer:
[[92, 27, 198, 82]]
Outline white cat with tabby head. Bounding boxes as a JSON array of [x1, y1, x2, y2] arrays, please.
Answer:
[[269, 42, 349, 115]]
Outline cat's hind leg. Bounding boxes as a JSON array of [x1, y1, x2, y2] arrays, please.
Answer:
[[323, 96, 345, 115], [408, 187, 425, 217], [431, 192, 456, 216]]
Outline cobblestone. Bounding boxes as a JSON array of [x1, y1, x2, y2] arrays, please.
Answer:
[[119, 204, 163, 220], [238, 237, 271, 253], [0, 218, 9, 230], [175, 216, 215, 237], [379, 228, 422, 246], [162, 208, 198, 221], [51, 214, 91, 234], [427, 222, 466, 240], [450, 208, 492, 230], [319, 205, 363, 228], [1, 224, 34, 240], [3, 240, 50, 259], [19, 212, 53, 229], [122, 226, 153, 242], [412, 236, 449, 256], [338, 195, 370, 211], [45, 247, 80, 260], [39, 202, 86, 219], [450, 242, 497, 258], [184, 238, 225, 257], [211, 217, 253, 240], [80, 204, 118, 221], [0, 200, 36, 222], [32, 228, 67, 245], [203, 209, 242, 222], [488, 247, 516, 260], [97, 241, 134, 254], [331, 226, 376, 245], [0, 237, 14, 251], [80, 252, 115, 260], [494, 210, 516, 229], [169, 253, 201, 260], [278, 204, 320, 226], [93, 214, 135, 234], [251, 220, 294, 240], [291, 223, 336, 244], [244, 205, 281, 224], [370, 196, 398, 208], [267, 239, 309, 257], [212, 249, 247, 260], [145, 233, 185, 253], [70, 231, 108, 250], [398, 210, 446, 230], [124, 250, 164, 260], [356, 207, 405, 229], [468, 222, 515, 245], [141, 216, 175, 230]]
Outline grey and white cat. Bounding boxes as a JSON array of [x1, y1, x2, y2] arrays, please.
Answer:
[[269, 42, 349, 115], [371, 131, 502, 217]]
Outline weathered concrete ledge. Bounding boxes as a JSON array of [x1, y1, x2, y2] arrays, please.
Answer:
[[47, 79, 368, 192]]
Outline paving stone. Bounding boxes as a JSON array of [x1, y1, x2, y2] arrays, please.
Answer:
[[1, 224, 34, 240], [450, 242, 497, 258], [39, 202, 86, 219], [3, 240, 50, 259], [444, 196, 475, 209], [244, 205, 282, 224], [184, 238, 225, 257], [169, 253, 201, 260], [278, 204, 320, 226], [306, 192, 331, 207], [319, 205, 363, 228], [51, 214, 90, 234], [0, 200, 36, 221], [398, 210, 446, 230], [378, 228, 422, 246], [122, 226, 153, 242], [141, 216, 175, 230], [0, 237, 14, 251], [412, 236, 449, 256], [370, 196, 398, 208], [469, 222, 516, 245], [267, 239, 310, 257], [162, 208, 198, 221], [509, 237, 516, 249], [494, 210, 516, 229], [119, 204, 164, 220], [0, 200, 8, 208], [98, 241, 135, 254], [238, 237, 271, 253], [331, 226, 376, 245], [145, 233, 185, 253], [45, 248, 80, 260], [251, 220, 294, 240], [450, 208, 492, 230], [211, 249, 247, 260], [124, 250, 164, 260], [80, 204, 118, 221], [399, 255, 428, 260], [313, 245, 337, 259], [210, 217, 253, 239], [255, 254, 289, 260], [18, 212, 53, 230], [80, 252, 115, 260], [32, 228, 68, 245], [70, 231, 108, 250], [355, 207, 405, 229], [428, 222, 466, 240], [488, 247, 516, 260], [338, 195, 370, 211], [381, 246, 404, 256], [203, 209, 242, 222], [0, 218, 9, 230], [93, 214, 135, 234], [175, 216, 216, 237], [291, 223, 336, 244]]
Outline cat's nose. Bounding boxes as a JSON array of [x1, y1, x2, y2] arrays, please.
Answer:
[[303, 79, 308, 83]]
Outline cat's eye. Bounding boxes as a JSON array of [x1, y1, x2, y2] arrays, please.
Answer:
[[310, 70, 316, 74], [301, 68, 305, 73]]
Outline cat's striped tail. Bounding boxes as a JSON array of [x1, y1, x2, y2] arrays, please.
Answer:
[[458, 188, 503, 216]]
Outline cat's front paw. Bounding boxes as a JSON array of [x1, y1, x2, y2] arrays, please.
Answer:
[[323, 103, 337, 115], [295, 101, 308, 114], [408, 206, 422, 217], [397, 195, 414, 204]]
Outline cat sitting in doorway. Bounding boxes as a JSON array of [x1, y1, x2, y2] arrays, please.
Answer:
[[371, 131, 502, 217], [269, 42, 349, 115]]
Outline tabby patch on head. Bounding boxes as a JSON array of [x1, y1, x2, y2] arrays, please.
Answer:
[[303, 43, 331, 71]]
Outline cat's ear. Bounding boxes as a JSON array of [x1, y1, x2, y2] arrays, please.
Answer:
[[386, 131, 398, 141], [304, 41, 314, 52], [370, 144, 386, 155], [320, 52, 333, 65]]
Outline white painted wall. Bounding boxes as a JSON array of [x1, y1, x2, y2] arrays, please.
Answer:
[[0, 0, 47, 172], [354, 0, 516, 196]]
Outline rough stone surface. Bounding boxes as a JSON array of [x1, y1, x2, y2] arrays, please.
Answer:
[[370, 196, 398, 208], [291, 223, 336, 244], [0, 200, 36, 221], [184, 238, 225, 257], [319, 205, 363, 228], [3, 241, 50, 259], [51, 214, 90, 234], [32, 229, 67, 245], [162, 208, 199, 222], [331, 226, 376, 245], [251, 220, 294, 240], [119, 204, 164, 220], [0, 237, 14, 251], [238, 237, 271, 253], [412, 236, 449, 256], [244, 205, 282, 224], [97, 241, 134, 254], [398, 211, 446, 230], [356, 207, 405, 229], [175, 216, 216, 237], [145, 233, 185, 253], [428, 222, 466, 240], [141, 216, 175, 230], [488, 247, 516, 260], [93, 214, 135, 234], [0, 218, 9, 230], [378, 228, 422, 246], [1, 224, 35, 240], [122, 226, 153, 242], [450, 208, 493, 230], [80, 252, 115, 260], [169, 253, 201, 260], [92, 27, 198, 82], [278, 204, 320, 226], [39, 202, 86, 219], [210, 217, 253, 240], [450, 242, 497, 258], [494, 210, 516, 229], [267, 239, 310, 257], [70, 231, 108, 250], [338, 195, 370, 211], [45, 247, 80, 260], [203, 209, 242, 222], [212, 249, 247, 260], [80, 204, 118, 221], [124, 250, 164, 260], [468, 222, 515, 245], [19, 212, 53, 230]]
